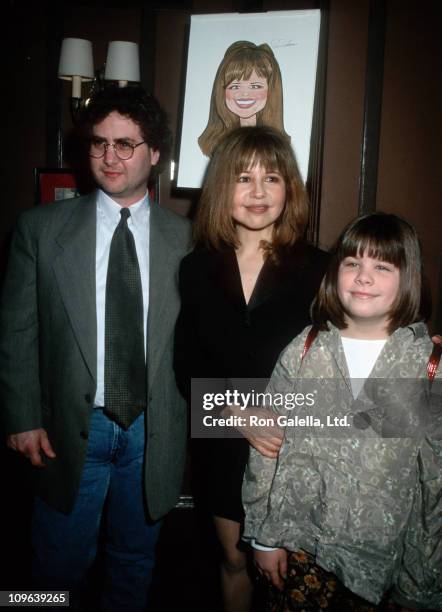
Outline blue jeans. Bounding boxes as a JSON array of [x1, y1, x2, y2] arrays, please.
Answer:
[[32, 409, 162, 611]]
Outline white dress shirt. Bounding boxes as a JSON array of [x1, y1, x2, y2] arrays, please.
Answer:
[[94, 189, 150, 407]]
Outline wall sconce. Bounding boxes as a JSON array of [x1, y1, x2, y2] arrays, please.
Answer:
[[58, 37, 140, 121], [104, 41, 140, 87], [58, 37, 94, 100]]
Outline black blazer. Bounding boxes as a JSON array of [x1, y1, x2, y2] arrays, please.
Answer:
[[174, 241, 330, 396]]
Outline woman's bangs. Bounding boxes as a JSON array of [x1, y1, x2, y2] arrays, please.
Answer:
[[233, 145, 282, 176]]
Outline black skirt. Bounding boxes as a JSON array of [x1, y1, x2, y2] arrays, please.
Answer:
[[190, 437, 249, 523]]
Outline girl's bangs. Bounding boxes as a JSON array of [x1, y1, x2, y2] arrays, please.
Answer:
[[341, 227, 405, 267]]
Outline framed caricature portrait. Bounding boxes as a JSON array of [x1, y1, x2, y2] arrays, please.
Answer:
[[177, 10, 322, 189]]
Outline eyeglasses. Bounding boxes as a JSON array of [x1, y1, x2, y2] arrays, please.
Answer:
[[89, 138, 146, 160]]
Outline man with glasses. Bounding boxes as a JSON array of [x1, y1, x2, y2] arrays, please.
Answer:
[[0, 85, 190, 610]]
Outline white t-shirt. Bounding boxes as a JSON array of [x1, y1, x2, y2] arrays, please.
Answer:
[[341, 337, 386, 398]]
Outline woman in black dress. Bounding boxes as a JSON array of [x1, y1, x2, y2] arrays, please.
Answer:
[[174, 126, 328, 612]]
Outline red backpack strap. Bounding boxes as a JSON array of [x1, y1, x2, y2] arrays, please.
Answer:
[[301, 327, 318, 361], [427, 343, 442, 382], [300, 331, 441, 379]]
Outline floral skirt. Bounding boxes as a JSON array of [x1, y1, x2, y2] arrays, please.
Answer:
[[265, 550, 402, 612]]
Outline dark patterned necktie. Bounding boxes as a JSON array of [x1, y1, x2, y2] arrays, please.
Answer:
[[104, 207, 146, 429]]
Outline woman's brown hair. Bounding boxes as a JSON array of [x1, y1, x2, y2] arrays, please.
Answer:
[[193, 125, 308, 261], [198, 41, 290, 157], [311, 213, 425, 334]]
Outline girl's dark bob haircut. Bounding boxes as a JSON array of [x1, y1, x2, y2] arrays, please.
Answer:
[[311, 212, 425, 334]]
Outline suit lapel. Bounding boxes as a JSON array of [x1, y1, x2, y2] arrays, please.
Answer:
[[148, 205, 177, 390], [215, 248, 245, 309], [52, 194, 97, 381], [247, 257, 284, 310], [213, 248, 280, 311], [249, 243, 313, 311]]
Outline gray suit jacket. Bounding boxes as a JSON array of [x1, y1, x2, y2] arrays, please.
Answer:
[[0, 192, 191, 519]]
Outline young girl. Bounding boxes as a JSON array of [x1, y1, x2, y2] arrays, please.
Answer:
[[175, 125, 328, 611], [243, 213, 441, 611], [198, 41, 290, 157]]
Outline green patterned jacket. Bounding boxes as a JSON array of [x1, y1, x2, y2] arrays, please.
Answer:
[[243, 322, 441, 609]]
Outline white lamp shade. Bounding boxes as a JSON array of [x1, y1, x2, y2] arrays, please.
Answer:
[[58, 38, 94, 81], [104, 41, 140, 83]]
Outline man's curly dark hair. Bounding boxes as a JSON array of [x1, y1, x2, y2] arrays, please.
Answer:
[[79, 84, 172, 174]]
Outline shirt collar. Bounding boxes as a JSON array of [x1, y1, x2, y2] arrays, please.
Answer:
[[96, 189, 149, 228]]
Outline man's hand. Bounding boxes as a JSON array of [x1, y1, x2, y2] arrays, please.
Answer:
[[7, 429, 56, 468], [254, 548, 288, 591]]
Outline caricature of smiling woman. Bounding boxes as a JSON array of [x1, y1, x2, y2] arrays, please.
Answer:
[[198, 41, 290, 157], [225, 69, 268, 125]]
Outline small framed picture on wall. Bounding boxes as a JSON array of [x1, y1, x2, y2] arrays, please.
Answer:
[[35, 168, 159, 206], [34, 168, 80, 205]]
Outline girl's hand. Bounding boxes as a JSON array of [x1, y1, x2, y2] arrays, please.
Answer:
[[254, 548, 288, 590], [432, 334, 442, 345]]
